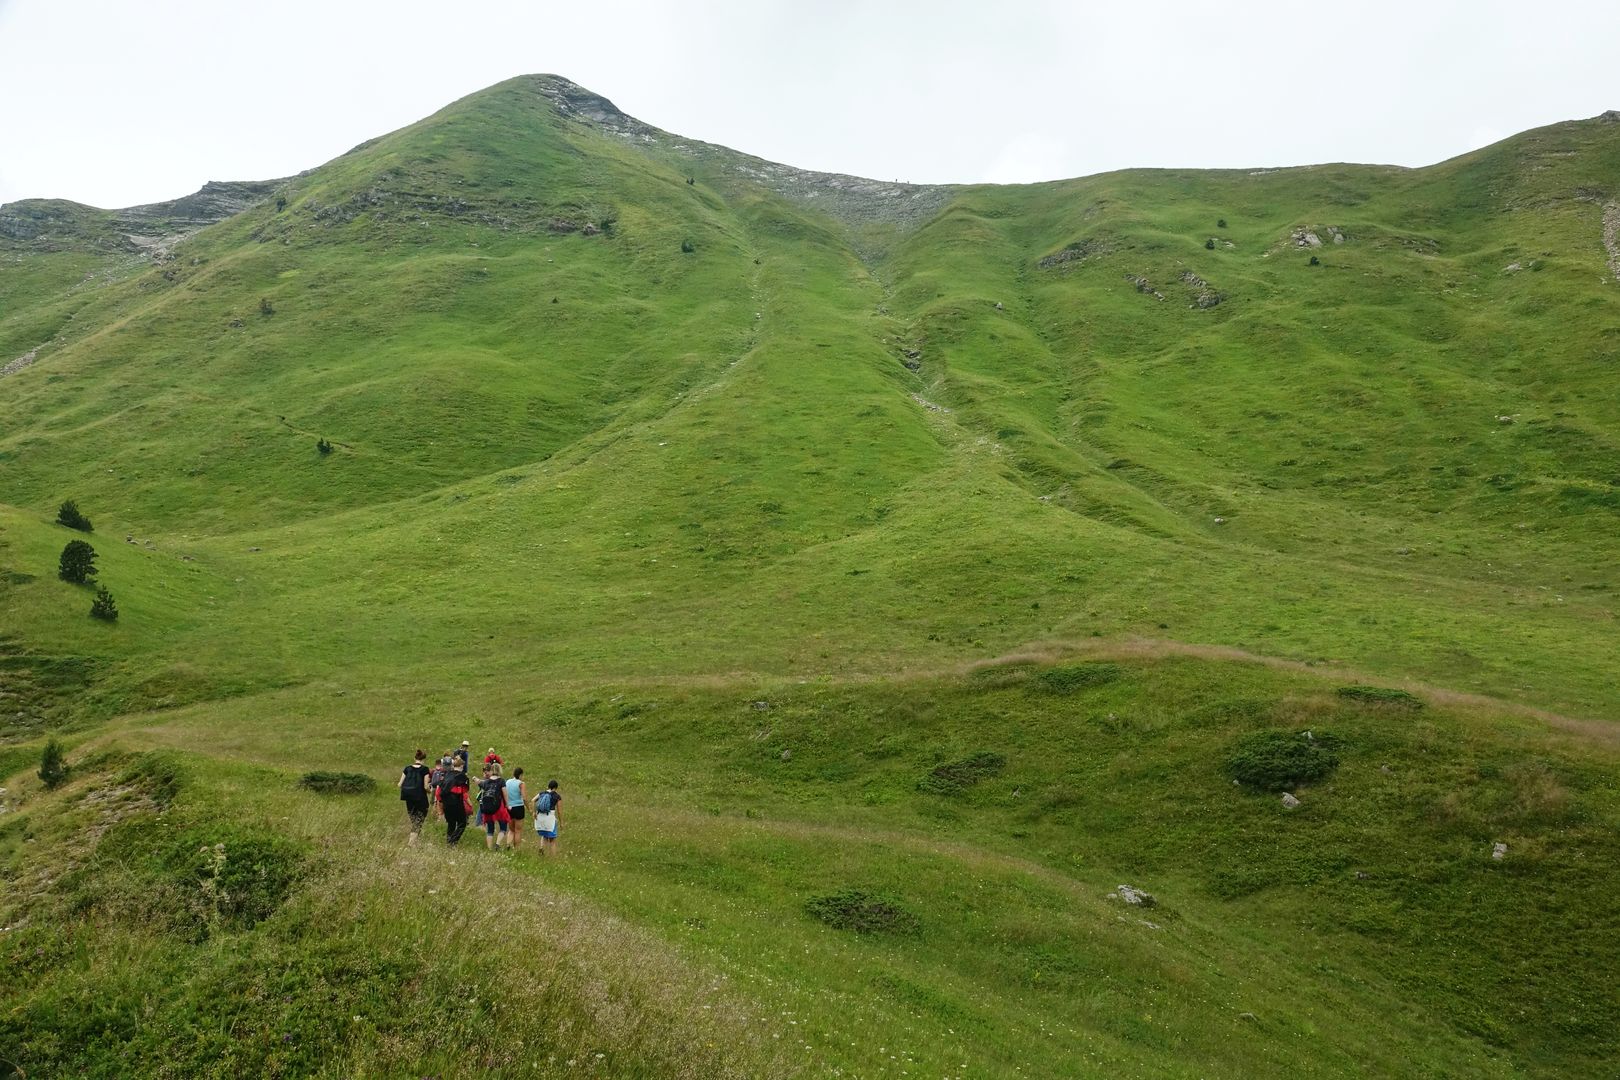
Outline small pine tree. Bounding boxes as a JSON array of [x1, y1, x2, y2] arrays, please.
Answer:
[[90, 585, 118, 622], [316, 437, 334, 455], [56, 499, 93, 532], [1309, 255, 1321, 266], [38, 737, 69, 789], [1204, 238, 1216, 250], [58, 539, 98, 584], [259, 297, 275, 316]]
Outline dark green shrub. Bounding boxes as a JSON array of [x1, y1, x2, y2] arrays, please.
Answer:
[[297, 770, 375, 794], [316, 437, 333, 455], [275, 195, 287, 212], [38, 737, 69, 789], [680, 239, 695, 254], [89, 586, 118, 622], [58, 540, 97, 584], [1308, 255, 1321, 266], [1205, 238, 1216, 250], [1337, 685, 1424, 709], [805, 889, 919, 935], [259, 297, 274, 316], [169, 824, 304, 929], [1217, 218, 1228, 228], [1033, 662, 1121, 694], [55, 500, 92, 532], [1226, 730, 1341, 790], [918, 751, 1005, 795]]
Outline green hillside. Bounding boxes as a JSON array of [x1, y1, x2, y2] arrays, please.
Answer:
[[2, 77, 1617, 1078]]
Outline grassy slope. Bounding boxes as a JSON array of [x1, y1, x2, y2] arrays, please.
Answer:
[[2, 78, 1618, 1077]]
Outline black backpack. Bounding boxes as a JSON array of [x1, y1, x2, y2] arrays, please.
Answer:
[[478, 781, 502, 815]]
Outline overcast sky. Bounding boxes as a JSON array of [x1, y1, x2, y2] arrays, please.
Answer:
[[1, 0, 1616, 208]]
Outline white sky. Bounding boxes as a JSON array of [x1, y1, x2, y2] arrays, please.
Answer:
[[1, 0, 1616, 208]]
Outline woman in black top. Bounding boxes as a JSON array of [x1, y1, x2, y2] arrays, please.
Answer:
[[399, 749, 431, 845]]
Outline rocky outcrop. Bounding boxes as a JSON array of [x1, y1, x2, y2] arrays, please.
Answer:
[[524, 74, 952, 232], [1179, 270, 1224, 308], [1603, 202, 1620, 281], [1038, 237, 1114, 270], [0, 348, 40, 379]]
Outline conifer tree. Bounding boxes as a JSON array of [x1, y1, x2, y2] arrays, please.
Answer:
[[90, 585, 119, 622], [38, 737, 69, 789], [56, 499, 93, 532], [58, 540, 98, 584]]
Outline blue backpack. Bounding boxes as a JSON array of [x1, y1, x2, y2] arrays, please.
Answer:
[[535, 790, 555, 814]]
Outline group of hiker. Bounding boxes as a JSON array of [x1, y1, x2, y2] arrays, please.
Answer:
[[397, 739, 562, 853]]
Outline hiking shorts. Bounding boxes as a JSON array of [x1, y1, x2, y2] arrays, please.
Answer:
[[508, 804, 525, 821]]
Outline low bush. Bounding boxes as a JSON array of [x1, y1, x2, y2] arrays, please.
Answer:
[[680, 239, 695, 254], [297, 770, 375, 794], [918, 751, 1006, 795], [1033, 662, 1121, 694], [316, 437, 333, 455], [1205, 238, 1216, 250], [1336, 685, 1424, 709], [805, 889, 919, 935], [1226, 730, 1341, 790]]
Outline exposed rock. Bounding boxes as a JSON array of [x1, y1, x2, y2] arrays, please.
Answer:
[[1179, 270, 1224, 308], [1126, 274, 1166, 301], [779, 748, 792, 762], [547, 218, 579, 233], [1116, 884, 1155, 907], [1504, 262, 1523, 273], [1602, 202, 1620, 281], [1355, 871, 1370, 880], [523, 75, 952, 234], [1600, 110, 1620, 123], [1329, 227, 1346, 244], [1038, 237, 1114, 270], [1291, 228, 1324, 248], [1492, 841, 1508, 861], [580, 222, 600, 236], [1281, 792, 1301, 809], [993, 301, 1004, 311], [751, 700, 771, 710], [0, 349, 39, 379]]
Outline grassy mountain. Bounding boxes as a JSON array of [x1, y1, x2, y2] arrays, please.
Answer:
[[1, 76, 1617, 1078]]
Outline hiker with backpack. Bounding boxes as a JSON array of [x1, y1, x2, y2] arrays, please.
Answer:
[[504, 767, 527, 851], [476, 765, 512, 850], [428, 754, 451, 821], [398, 749, 431, 845], [441, 759, 472, 845], [534, 779, 562, 856]]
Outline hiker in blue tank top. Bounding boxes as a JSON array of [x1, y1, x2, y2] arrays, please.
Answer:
[[504, 767, 527, 851], [534, 779, 562, 856]]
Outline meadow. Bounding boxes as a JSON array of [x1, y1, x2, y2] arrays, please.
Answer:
[[2, 76, 1618, 1077]]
